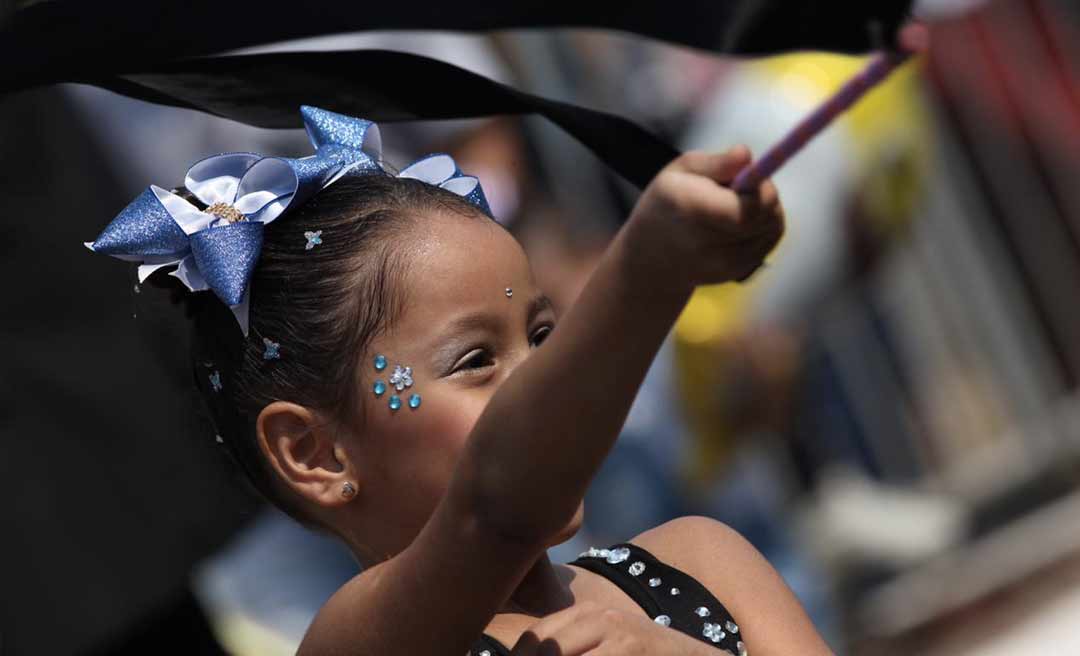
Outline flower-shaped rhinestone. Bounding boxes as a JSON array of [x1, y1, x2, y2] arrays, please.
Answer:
[[389, 365, 413, 391], [702, 623, 726, 643], [304, 230, 323, 250], [606, 547, 630, 564]]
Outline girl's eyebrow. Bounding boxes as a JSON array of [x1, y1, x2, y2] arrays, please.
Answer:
[[439, 293, 554, 338], [527, 293, 554, 325]]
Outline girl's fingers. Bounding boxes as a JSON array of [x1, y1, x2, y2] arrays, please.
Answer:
[[509, 603, 600, 655], [671, 147, 752, 184]]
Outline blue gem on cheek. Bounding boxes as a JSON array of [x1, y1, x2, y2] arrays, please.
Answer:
[[388, 394, 401, 411], [374, 354, 387, 371], [373, 380, 386, 396], [408, 394, 421, 409]]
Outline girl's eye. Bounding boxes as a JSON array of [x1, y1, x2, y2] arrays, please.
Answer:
[[530, 325, 553, 347], [454, 349, 494, 373]]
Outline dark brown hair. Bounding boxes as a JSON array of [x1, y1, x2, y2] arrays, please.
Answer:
[[187, 172, 489, 528]]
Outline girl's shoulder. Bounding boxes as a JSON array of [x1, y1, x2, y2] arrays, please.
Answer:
[[631, 516, 835, 655], [629, 515, 752, 577]]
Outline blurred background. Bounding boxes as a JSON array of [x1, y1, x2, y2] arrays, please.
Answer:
[[3, 0, 1080, 653]]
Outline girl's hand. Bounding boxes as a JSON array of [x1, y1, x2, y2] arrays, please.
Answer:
[[623, 147, 784, 292], [508, 602, 716, 656]]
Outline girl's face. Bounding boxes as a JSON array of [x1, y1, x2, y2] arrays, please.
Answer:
[[343, 213, 582, 556]]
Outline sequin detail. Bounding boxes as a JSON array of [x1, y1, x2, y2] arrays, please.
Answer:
[[648, 577, 661, 587], [205, 201, 245, 223], [209, 370, 222, 392], [695, 606, 711, 617], [304, 230, 323, 250], [262, 338, 281, 360], [725, 621, 739, 634], [670, 587, 680, 596], [737, 640, 748, 655], [654, 615, 671, 627], [628, 561, 645, 576]]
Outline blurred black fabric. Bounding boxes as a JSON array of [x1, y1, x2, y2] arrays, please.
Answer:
[[2, 1, 912, 92], [94, 50, 681, 190], [0, 87, 253, 655], [0, 2, 912, 191]]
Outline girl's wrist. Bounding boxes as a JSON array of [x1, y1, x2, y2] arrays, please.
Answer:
[[612, 221, 696, 313]]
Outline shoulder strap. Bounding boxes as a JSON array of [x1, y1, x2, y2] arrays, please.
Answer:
[[570, 543, 746, 653], [471, 542, 748, 655]]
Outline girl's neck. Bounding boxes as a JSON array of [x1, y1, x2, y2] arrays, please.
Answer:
[[499, 552, 575, 617]]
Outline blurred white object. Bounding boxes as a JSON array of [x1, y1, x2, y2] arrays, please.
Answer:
[[799, 466, 969, 569]]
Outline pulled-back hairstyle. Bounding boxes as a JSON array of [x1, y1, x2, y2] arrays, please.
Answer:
[[183, 172, 490, 529]]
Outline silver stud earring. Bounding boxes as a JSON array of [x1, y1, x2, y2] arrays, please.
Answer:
[[341, 481, 356, 498]]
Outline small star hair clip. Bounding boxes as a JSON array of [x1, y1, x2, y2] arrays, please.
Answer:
[[208, 370, 223, 392], [304, 230, 323, 250], [263, 337, 281, 361]]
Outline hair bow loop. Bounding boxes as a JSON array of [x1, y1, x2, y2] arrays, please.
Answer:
[[301, 105, 382, 159], [90, 188, 191, 258], [398, 154, 492, 216], [189, 222, 265, 307]]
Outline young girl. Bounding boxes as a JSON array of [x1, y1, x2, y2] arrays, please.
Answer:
[[89, 107, 829, 655]]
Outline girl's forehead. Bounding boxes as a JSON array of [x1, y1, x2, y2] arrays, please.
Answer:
[[394, 216, 535, 330]]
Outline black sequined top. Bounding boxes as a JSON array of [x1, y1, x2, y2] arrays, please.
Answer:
[[470, 542, 747, 655]]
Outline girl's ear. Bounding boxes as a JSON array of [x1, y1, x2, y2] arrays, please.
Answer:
[[256, 401, 358, 508]]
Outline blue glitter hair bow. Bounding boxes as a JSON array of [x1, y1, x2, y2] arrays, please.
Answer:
[[87, 106, 491, 334]]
